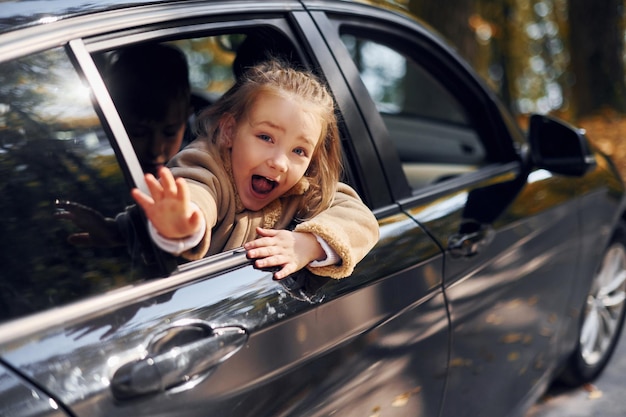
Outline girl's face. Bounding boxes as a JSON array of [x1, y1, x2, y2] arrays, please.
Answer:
[[225, 92, 322, 211]]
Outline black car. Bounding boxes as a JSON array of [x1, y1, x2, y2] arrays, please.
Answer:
[[1, 1, 625, 416]]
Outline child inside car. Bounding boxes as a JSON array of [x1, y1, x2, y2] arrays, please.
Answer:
[[132, 59, 379, 279]]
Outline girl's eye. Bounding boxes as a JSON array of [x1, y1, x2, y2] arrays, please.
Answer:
[[293, 148, 307, 157], [258, 134, 272, 142]]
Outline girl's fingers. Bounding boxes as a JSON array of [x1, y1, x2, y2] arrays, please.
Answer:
[[254, 254, 289, 269], [143, 168, 187, 204], [131, 188, 154, 210], [245, 245, 272, 260], [176, 177, 190, 203], [245, 228, 288, 250], [274, 264, 296, 280], [157, 167, 178, 196], [143, 173, 164, 200], [253, 258, 296, 280], [255, 227, 280, 238], [244, 237, 274, 251]]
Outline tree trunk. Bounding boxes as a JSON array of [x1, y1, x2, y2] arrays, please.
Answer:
[[408, 0, 479, 64], [568, 0, 626, 118]]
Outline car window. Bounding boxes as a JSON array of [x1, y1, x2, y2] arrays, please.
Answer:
[[0, 47, 157, 323], [91, 28, 366, 271], [173, 30, 302, 112], [340, 33, 488, 189], [171, 35, 240, 105]]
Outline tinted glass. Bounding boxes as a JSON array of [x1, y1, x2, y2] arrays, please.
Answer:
[[0, 47, 154, 322], [341, 34, 488, 189], [342, 34, 467, 123]]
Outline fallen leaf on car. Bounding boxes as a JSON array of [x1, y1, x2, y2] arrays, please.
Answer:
[[368, 406, 381, 417], [392, 386, 422, 407]]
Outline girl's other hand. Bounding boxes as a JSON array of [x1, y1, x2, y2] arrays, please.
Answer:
[[131, 167, 202, 239], [245, 227, 325, 279]]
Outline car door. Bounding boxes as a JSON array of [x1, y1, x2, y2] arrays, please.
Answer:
[[307, 3, 590, 416], [0, 3, 448, 417], [0, 362, 70, 417]]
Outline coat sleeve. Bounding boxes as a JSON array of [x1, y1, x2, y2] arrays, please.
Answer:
[[167, 144, 227, 260], [294, 182, 379, 279]]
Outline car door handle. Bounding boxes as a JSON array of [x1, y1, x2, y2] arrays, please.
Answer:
[[111, 320, 247, 400], [448, 224, 494, 258]]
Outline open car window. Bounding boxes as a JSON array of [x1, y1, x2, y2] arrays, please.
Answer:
[[88, 26, 367, 272]]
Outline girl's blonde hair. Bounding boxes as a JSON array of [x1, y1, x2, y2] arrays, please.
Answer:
[[195, 59, 342, 219]]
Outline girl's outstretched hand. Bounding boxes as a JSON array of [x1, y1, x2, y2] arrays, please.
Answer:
[[131, 167, 202, 239], [244, 227, 326, 280]]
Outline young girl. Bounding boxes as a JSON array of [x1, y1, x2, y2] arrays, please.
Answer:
[[132, 60, 379, 279]]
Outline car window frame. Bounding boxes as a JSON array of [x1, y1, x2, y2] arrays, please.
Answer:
[[82, 12, 392, 215]]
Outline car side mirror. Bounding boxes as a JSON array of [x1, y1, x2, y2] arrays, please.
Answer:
[[528, 114, 596, 176]]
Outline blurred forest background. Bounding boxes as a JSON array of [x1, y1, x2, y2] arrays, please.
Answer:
[[379, 0, 626, 178]]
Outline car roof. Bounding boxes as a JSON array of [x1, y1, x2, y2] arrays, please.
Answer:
[[0, 0, 309, 35], [0, 0, 414, 38], [0, 0, 146, 34]]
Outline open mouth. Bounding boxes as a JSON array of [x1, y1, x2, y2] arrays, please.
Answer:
[[251, 175, 277, 195]]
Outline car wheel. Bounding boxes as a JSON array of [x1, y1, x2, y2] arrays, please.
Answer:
[[559, 221, 626, 386]]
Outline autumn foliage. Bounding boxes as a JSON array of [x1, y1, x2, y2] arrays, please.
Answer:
[[577, 109, 626, 181]]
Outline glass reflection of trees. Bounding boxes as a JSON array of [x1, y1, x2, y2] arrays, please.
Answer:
[[0, 47, 151, 323]]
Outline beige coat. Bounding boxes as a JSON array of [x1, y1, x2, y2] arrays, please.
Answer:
[[168, 139, 379, 279]]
